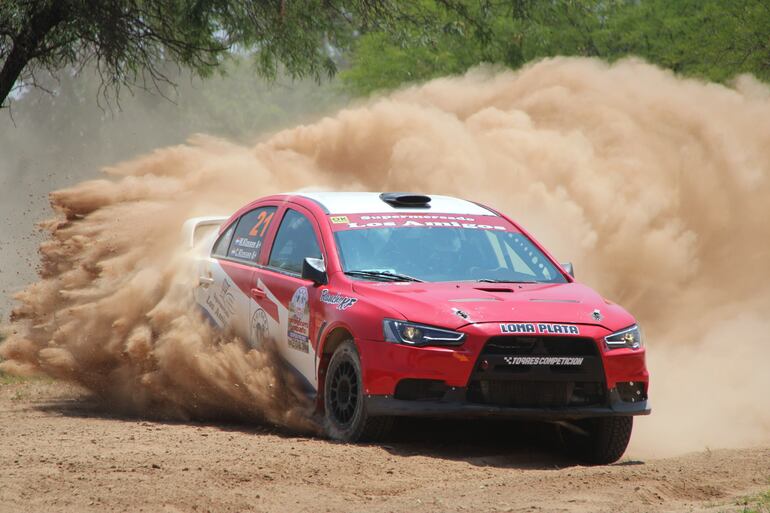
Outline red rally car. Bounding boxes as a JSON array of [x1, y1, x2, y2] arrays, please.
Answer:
[[188, 192, 650, 464]]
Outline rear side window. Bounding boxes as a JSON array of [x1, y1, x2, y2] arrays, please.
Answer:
[[268, 209, 322, 274], [220, 206, 276, 264], [212, 223, 236, 258]]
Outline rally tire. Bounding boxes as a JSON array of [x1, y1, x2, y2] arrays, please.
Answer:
[[323, 340, 392, 442], [559, 416, 633, 465]]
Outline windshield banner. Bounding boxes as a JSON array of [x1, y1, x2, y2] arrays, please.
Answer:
[[328, 214, 517, 232]]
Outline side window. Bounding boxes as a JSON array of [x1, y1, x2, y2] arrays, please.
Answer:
[[212, 223, 236, 258], [223, 206, 277, 264], [268, 209, 322, 274]]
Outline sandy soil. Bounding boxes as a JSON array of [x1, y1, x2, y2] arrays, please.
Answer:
[[0, 380, 767, 513]]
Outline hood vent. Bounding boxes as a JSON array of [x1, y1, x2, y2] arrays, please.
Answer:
[[448, 297, 500, 302], [474, 287, 514, 293], [529, 298, 580, 303], [379, 192, 431, 208]]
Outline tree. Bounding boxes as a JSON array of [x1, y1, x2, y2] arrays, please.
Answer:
[[0, 0, 491, 109], [341, 0, 770, 96], [342, 0, 525, 95], [590, 0, 770, 83]]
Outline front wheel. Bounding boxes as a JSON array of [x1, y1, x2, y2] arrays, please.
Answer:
[[323, 340, 392, 442], [559, 416, 633, 465]]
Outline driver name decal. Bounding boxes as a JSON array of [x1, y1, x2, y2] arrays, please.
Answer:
[[320, 289, 358, 310], [500, 323, 580, 335]]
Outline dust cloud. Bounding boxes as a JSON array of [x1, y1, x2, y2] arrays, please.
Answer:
[[2, 57, 769, 456]]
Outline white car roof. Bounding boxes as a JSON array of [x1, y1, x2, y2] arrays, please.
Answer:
[[294, 192, 497, 216]]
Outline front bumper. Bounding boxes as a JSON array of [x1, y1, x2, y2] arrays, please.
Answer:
[[358, 323, 649, 394], [357, 322, 650, 418], [366, 388, 650, 420]]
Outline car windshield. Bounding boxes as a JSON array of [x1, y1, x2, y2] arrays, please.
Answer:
[[332, 215, 567, 283]]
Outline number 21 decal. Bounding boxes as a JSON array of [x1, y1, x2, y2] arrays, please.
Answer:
[[249, 211, 274, 238]]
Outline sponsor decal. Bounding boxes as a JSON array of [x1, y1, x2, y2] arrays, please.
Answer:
[[503, 356, 584, 366], [204, 278, 236, 326], [250, 308, 268, 347], [345, 220, 506, 230], [320, 289, 358, 310], [499, 322, 580, 335], [360, 215, 477, 220], [329, 214, 513, 232], [452, 308, 470, 320], [287, 287, 310, 353]]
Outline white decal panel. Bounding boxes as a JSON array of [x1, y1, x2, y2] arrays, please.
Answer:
[[295, 192, 495, 216], [196, 264, 318, 390], [255, 280, 317, 390], [195, 260, 251, 340]]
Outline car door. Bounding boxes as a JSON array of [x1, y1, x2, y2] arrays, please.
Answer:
[[196, 205, 277, 342], [255, 205, 325, 391]]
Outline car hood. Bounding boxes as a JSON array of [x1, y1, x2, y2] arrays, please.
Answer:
[[351, 281, 635, 332]]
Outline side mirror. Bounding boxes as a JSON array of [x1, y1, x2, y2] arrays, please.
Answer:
[[302, 257, 328, 285], [561, 262, 574, 278]]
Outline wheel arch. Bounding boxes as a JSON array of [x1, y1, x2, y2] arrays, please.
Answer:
[[316, 323, 356, 411]]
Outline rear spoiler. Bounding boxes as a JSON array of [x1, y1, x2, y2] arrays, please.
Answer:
[[181, 216, 229, 249]]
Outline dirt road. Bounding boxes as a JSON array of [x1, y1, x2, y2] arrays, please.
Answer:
[[0, 379, 767, 513]]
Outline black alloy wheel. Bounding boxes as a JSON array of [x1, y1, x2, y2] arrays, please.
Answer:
[[323, 340, 393, 442]]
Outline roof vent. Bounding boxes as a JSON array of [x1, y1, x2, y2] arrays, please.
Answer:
[[379, 192, 431, 208]]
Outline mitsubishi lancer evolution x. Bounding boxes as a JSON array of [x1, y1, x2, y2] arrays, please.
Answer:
[[186, 192, 650, 464]]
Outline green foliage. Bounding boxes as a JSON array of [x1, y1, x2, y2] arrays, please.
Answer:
[[734, 489, 770, 513], [342, 0, 521, 95], [586, 0, 770, 83], [0, 0, 491, 108], [341, 0, 770, 95], [1, 371, 29, 386]]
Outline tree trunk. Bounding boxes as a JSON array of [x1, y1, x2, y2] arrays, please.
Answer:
[[0, 2, 68, 107]]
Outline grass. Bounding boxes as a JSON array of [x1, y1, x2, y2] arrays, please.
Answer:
[[0, 368, 55, 386], [0, 332, 34, 385], [733, 489, 770, 513], [0, 370, 33, 385], [0, 331, 56, 386]]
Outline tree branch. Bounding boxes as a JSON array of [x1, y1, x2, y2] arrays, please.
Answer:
[[0, 2, 69, 107]]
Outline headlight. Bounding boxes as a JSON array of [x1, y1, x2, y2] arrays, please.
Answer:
[[604, 324, 643, 350], [382, 319, 465, 347]]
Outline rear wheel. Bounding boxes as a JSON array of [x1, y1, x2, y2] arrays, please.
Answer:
[[559, 416, 633, 465], [323, 340, 392, 442]]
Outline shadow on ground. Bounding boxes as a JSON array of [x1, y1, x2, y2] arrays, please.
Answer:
[[30, 394, 639, 471], [381, 417, 581, 469]]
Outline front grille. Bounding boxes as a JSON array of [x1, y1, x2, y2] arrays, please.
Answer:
[[467, 335, 606, 408], [467, 380, 605, 407], [483, 336, 598, 357]]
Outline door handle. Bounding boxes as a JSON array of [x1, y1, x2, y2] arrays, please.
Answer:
[[251, 287, 266, 299], [198, 276, 214, 287]]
